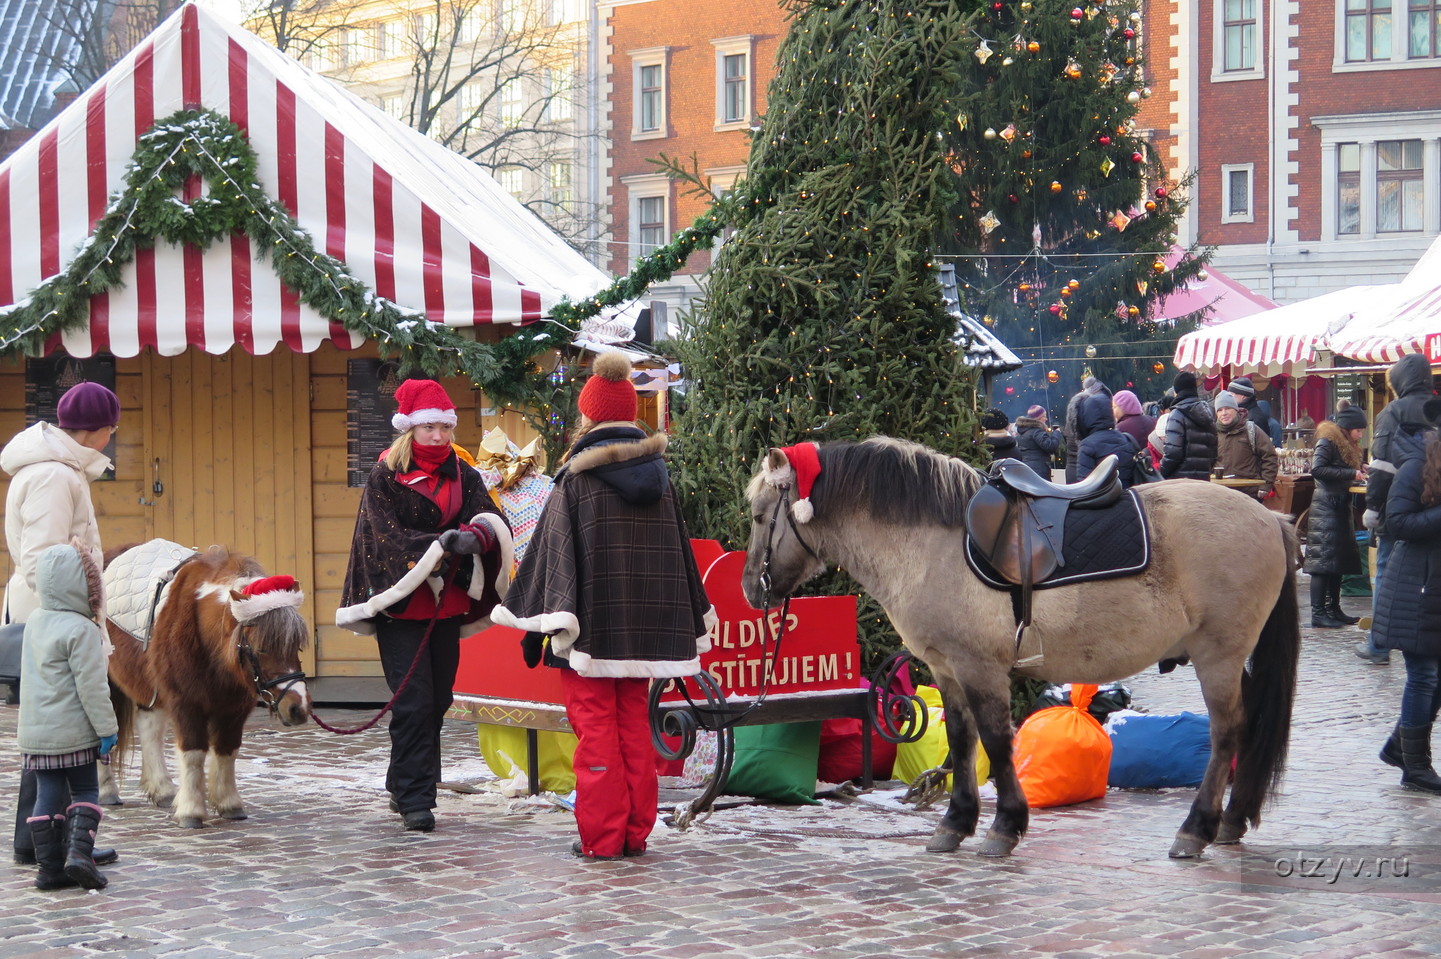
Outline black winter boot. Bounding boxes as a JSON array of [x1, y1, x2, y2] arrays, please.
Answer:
[[63, 803, 108, 890], [1381, 724, 1403, 769], [1311, 577, 1348, 628], [1399, 725, 1441, 794], [13, 767, 37, 864], [1328, 579, 1360, 626], [27, 816, 76, 890]]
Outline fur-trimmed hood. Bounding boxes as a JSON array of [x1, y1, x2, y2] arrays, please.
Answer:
[[563, 427, 668, 506], [1317, 419, 1363, 468]]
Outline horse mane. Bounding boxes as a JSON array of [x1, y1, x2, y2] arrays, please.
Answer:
[[169, 548, 308, 659], [809, 436, 984, 526]]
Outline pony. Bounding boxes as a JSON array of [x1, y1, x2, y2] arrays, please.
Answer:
[[100, 546, 311, 828], [742, 437, 1300, 859]]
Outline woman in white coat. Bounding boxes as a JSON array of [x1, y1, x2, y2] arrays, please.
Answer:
[[2, 381, 120, 868]]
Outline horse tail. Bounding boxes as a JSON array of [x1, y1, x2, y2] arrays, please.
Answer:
[[109, 679, 135, 774], [1230, 515, 1302, 827]]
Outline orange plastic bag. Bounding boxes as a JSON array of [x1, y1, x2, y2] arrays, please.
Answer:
[[1014, 683, 1111, 808]]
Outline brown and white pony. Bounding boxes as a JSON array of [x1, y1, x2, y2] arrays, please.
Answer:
[[101, 547, 310, 828], [743, 437, 1301, 860]]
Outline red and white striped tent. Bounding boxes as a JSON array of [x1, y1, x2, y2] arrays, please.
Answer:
[[0, 2, 619, 357], [1172, 285, 1395, 377], [1326, 236, 1441, 365]]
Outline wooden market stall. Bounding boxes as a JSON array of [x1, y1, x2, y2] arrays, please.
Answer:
[[0, 4, 631, 701]]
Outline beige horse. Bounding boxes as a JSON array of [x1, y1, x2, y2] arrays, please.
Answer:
[[742, 437, 1300, 859]]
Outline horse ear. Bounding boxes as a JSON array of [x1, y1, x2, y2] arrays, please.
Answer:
[[764, 448, 793, 484], [229, 589, 245, 602]]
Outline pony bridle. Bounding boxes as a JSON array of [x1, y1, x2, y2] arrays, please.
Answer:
[[758, 480, 821, 603], [234, 624, 306, 714]]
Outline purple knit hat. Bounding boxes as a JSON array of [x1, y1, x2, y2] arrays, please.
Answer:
[[1026, 405, 1047, 418], [56, 382, 120, 431]]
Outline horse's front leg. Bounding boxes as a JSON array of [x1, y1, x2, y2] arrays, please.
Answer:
[[97, 760, 122, 806], [925, 692, 981, 853], [206, 711, 249, 821], [137, 707, 177, 808], [1170, 661, 1245, 858], [964, 674, 1028, 858], [170, 707, 210, 828]]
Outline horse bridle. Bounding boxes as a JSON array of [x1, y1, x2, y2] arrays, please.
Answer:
[[757, 480, 821, 601], [234, 623, 306, 714]]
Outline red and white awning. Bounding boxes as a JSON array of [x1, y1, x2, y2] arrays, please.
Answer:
[[1173, 285, 1389, 377], [0, 3, 615, 358], [1326, 237, 1441, 364]]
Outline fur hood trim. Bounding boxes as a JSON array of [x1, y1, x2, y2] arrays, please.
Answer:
[[1317, 419, 1363, 468], [567, 433, 667, 475], [1015, 416, 1047, 430]]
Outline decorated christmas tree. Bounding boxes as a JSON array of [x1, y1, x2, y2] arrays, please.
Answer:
[[667, 0, 982, 666], [942, 0, 1209, 408]]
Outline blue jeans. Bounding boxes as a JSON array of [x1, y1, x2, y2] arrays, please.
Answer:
[[1366, 535, 1396, 655], [32, 763, 99, 818]]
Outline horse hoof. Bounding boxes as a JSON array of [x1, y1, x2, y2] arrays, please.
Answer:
[[218, 809, 248, 821], [177, 816, 205, 829], [99, 797, 125, 807], [977, 831, 1019, 858], [925, 827, 963, 853], [1168, 835, 1208, 859], [1214, 822, 1247, 845]]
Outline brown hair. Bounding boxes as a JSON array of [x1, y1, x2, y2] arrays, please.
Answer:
[[1422, 434, 1441, 507]]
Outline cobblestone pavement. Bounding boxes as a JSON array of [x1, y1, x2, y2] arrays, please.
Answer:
[[3, 579, 1439, 958]]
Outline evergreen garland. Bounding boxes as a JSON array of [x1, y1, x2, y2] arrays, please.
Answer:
[[0, 108, 722, 417]]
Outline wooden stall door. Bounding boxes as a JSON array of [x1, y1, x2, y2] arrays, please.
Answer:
[[141, 351, 316, 674]]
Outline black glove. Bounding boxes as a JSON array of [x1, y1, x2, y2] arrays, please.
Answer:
[[438, 523, 494, 555], [521, 631, 546, 669]]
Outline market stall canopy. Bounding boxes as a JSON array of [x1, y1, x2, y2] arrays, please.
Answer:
[[0, 3, 620, 358], [1150, 247, 1278, 326], [1324, 235, 1441, 365], [1172, 285, 1389, 377], [938, 263, 1023, 371]]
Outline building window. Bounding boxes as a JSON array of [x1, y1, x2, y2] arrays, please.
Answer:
[[1223, 0, 1258, 71], [380, 95, 407, 121], [544, 67, 573, 122], [1346, 0, 1394, 61], [1221, 164, 1254, 222], [638, 63, 663, 133], [1377, 139, 1425, 231], [1411, 0, 1441, 57], [497, 167, 524, 197], [722, 54, 748, 123], [500, 0, 526, 35], [547, 161, 573, 208], [637, 195, 666, 255], [500, 79, 525, 128], [1338, 142, 1361, 234]]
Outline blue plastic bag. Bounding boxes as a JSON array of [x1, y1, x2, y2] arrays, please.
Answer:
[[1106, 711, 1211, 788]]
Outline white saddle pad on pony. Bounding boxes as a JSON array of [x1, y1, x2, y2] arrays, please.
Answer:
[[104, 539, 197, 647]]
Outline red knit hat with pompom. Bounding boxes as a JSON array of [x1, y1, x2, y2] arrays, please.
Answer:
[[578, 352, 637, 423], [391, 379, 457, 432]]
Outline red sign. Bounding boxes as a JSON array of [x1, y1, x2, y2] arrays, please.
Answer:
[[453, 540, 860, 705], [1427, 334, 1441, 363]]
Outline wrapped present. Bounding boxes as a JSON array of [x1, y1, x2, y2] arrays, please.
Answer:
[[474, 428, 554, 570]]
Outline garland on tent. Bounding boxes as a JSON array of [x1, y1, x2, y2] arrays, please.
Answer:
[[0, 108, 725, 408]]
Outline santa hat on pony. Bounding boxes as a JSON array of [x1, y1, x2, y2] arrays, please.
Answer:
[[391, 379, 458, 432], [766, 442, 822, 523], [231, 575, 305, 623]]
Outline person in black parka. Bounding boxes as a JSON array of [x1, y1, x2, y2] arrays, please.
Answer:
[[1158, 371, 1217, 480], [1304, 407, 1368, 628], [1015, 404, 1061, 477], [1371, 414, 1441, 793], [1075, 392, 1138, 487], [1360, 353, 1437, 663]]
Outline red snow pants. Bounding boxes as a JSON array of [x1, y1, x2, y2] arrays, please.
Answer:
[[561, 671, 657, 858]]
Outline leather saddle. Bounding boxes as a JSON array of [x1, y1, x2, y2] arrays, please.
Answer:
[[967, 457, 1123, 589]]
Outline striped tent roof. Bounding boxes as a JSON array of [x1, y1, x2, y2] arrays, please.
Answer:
[[0, 2, 615, 358], [1326, 236, 1441, 364]]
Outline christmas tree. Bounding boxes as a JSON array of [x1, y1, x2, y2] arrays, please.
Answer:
[[942, 0, 1209, 409], [668, 0, 982, 667]]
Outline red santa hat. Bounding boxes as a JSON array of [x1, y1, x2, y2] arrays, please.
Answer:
[[774, 442, 822, 523], [230, 575, 305, 623], [391, 379, 458, 432]]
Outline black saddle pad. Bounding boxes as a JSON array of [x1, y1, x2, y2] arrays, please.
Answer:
[[966, 489, 1151, 591]]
